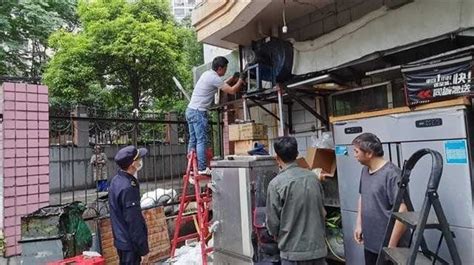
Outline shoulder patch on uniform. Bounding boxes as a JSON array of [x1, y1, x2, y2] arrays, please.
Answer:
[[131, 180, 137, 187]]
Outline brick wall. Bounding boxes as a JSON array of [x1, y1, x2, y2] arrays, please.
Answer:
[[99, 207, 170, 264], [1, 82, 49, 256]]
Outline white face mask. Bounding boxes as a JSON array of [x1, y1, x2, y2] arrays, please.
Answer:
[[136, 159, 143, 171]]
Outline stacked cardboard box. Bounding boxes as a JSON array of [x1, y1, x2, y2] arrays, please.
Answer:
[[229, 122, 269, 155]]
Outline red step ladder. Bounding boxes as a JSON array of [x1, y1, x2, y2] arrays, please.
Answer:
[[170, 150, 213, 264]]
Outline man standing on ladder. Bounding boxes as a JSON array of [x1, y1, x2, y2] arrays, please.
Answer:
[[186, 56, 246, 175], [352, 133, 410, 265]]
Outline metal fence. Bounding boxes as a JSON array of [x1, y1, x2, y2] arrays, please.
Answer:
[[48, 107, 220, 220]]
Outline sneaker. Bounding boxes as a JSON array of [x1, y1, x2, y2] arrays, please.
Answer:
[[198, 167, 212, 176]]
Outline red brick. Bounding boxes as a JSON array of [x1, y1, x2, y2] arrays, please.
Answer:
[[4, 207, 15, 217], [16, 130, 27, 138], [16, 177, 27, 186], [4, 101, 15, 110], [39, 193, 49, 202], [28, 166, 39, 175], [4, 187, 15, 197], [27, 102, 38, 111], [6, 236, 16, 247], [27, 130, 38, 138], [4, 149, 15, 158], [16, 92, 26, 101], [4, 198, 15, 207], [39, 174, 49, 183], [3, 111, 15, 121], [27, 157, 39, 166], [4, 83, 15, 91], [27, 112, 37, 120], [26, 84, 37, 93], [27, 204, 39, 213], [39, 184, 48, 193], [38, 130, 49, 138], [28, 148, 39, 157], [38, 85, 48, 94], [6, 246, 17, 256], [39, 156, 48, 165], [17, 205, 27, 215], [16, 196, 27, 206], [16, 83, 27, 92], [4, 91, 15, 100], [15, 148, 27, 157], [39, 166, 49, 174], [16, 111, 28, 120], [28, 185, 39, 194], [4, 129, 16, 138], [39, 103, 48, 112], [4, 167, 15, 177], [16, 167, 27, 176], [39, 121, 49, 129], [15, 102, 26, 111], [16, 158, 27, 167], [28, 139, 39, 147], [4, 178, 15, 187], [39, 139, 49, 146], [16, 139, 27, 148], [4, 120, 16, 129], [28, 175, 39, 185], [4, 158, 15, 167], [15, 120, 27, 129], [39, 112, 48, 121], [27, 93, 38, 102], [39, 148, 49, 157], [27, 195, 39, 204], [4, 217, 15, 227], [16, 186, 27, 195], [38, 94, 48, 103]]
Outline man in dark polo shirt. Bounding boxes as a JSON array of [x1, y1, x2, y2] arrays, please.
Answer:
[[266, 136, 327, 265]]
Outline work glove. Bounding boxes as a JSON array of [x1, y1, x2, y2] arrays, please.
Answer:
[[239, 71, 248, 80]]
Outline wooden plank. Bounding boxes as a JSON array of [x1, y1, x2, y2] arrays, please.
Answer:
[[330, 97, 471, 123]]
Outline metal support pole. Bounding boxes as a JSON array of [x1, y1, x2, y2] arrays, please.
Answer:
[[277, 85, 285, 136], [243, 97, 249, 121]]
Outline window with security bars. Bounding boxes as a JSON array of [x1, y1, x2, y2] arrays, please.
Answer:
[[331, 83, 391, 117]]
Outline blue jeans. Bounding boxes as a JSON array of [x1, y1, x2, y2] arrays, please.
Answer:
[[186, 108, 208, 171]]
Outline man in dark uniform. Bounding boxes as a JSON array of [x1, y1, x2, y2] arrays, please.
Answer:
[[109, 145, 149, 265]]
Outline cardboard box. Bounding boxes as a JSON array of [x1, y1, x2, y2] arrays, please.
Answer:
[[229, 124, 241, 141], [233, 139, 269, 155], [240, 123, 268, 140], [306, 147, 336, 176], [295, 157, 309, 169]]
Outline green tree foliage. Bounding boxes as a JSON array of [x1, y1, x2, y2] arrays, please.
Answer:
[[43, 0, 203, 112], [0, 0, 78, 78]]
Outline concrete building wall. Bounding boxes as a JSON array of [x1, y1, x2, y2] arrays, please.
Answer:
[[203, 44, 232, 64], [291, 0, 474, 74], [49, 144, 187, 193]]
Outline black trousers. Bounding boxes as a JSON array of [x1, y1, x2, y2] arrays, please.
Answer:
[[117, 249, 141, 265]]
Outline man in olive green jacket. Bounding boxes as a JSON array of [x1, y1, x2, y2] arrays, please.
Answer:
[[266, 136, 327, 265]]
